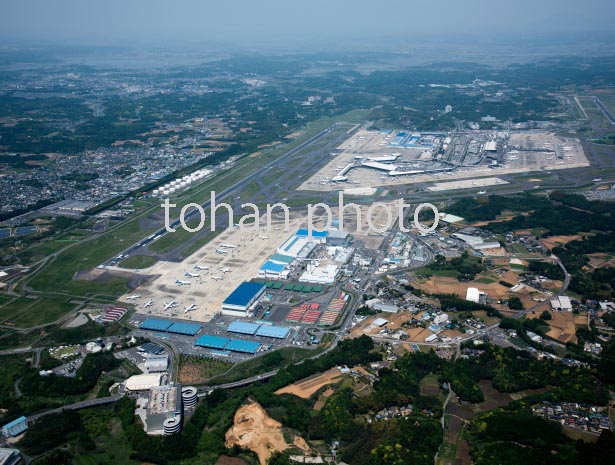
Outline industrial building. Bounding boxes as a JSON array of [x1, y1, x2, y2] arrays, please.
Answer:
[[139, 342, 165, 355], [144, 354, 169, 373], [144, 385, 183, 435], [259, 252, 294, 278], [466, 287, 487, 304], [255, 325, 291, 339], [550, 295, 573, 311], [226, 321, 291, 339], [139, 319, 202, 336], [1, 417, 27, 438], [195, 335, 262, 354], [299, 263, 340, 284], [326, 229, 351, 246], [453, 233, 500, 251], [125, 373, 163, 391], [221, 282, 266, 316]]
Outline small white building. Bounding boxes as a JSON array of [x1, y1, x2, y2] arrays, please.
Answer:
[[466, 287, 480, 303]]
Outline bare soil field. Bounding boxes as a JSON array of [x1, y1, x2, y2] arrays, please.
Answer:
[[275, 368, 343, 399], [587, 253, 615, 269], [225, 400, 307, 465], [527, 310, 577, 344], [414, 276, 512, 300], [540, 235, 583, 250], [313, 387, 334, 411]]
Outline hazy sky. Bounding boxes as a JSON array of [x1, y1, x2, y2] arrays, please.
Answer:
[[1, 0, 613, 45]]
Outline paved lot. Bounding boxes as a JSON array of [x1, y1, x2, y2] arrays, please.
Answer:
[[300, 129, 589, 191]]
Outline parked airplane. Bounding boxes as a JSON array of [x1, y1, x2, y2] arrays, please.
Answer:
[[184, 303, 198, 313], [477, 190, 487, 195], [215, 249, 228, 254], [259, 235, 269, 240], [220, 243, 236, 249], [593, 178, 603, 182], [219, 267, 232, 273], [126, 294, 141, 300], [175, 279, 191, 286], [164, 301, 177, 310], [184, 272, 200, 278], [144, 300, 154, 308], [194, 264, 209, 271], [210, 275, 224, 281]]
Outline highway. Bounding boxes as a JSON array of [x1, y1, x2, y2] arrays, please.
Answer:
[[27, 396, 119, 422]]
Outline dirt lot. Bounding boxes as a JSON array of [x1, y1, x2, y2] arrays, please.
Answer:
[[540, 235, 583, 250], [414, 275, 512, 300], [178, 357, 231, 384], [587, 253, 615, 269], [527, 310, 577, 344], [275, 368, 343, 399], [225, 400, 308, 465], [313, 387, 334, 411]]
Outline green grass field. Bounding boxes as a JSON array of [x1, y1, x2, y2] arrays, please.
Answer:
[[0, 295, 78, 328], [118, 255, 158, 269]]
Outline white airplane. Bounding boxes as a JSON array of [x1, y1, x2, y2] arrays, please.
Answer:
[[144, 300, 154, 308], [219, 267, 232, 273], [215, 249, 228, 254], [164, 301, 177, 310], [220, 243, 236, 249], [126, 294, 141, 300], [175, 279, 192, 286], [211, 275, 224, 281], [593, 178, 603, 182], [259, 235, 269, 240], [184, 303, 198, 313], [477, 190, 486, 195], [184, 271, 200, 278], [194, 264, 209, 271]]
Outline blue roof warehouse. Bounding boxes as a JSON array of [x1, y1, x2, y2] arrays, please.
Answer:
[[222, 282, 266, 317]]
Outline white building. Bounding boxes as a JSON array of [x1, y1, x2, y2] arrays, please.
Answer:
[[550, 295, 573, 311], [466, 287, 480, 303], [125, 374, 162, 391], [144, 354, 169, 373]]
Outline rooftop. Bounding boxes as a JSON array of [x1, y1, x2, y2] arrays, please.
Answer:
[[223, 282, 266, 307]]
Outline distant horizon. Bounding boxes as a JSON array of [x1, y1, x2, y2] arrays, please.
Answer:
[[1, 0, 614, 48]]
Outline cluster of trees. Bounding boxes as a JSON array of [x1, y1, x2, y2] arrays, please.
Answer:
[[429, 252, 484, 281], [19, 410, 94, 455], [461, 343, 610, 405], [436, 293, 502, 318], [468, 408, 615, 465], [20, 352, 120, 397]]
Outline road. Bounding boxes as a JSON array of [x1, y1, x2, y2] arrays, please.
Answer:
[[27, 396, 119, 422]]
